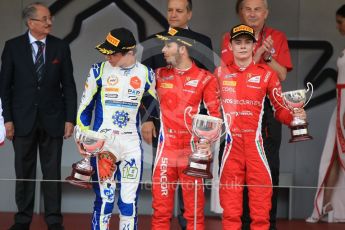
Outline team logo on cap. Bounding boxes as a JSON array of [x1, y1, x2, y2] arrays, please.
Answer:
[[168, 28, 178, 36], [106, 33, 120, 47], [233, 25, 254, 34]]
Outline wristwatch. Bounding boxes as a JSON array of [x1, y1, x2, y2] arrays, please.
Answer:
[[264, 54, 272, 63]]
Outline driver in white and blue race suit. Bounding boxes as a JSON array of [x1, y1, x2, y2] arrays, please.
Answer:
[[76, 28, 157, 230]]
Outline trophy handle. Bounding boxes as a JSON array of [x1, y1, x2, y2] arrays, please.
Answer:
[[303, 82, 313, 107], [272, 88, 289, 110], [184, 106, 194, 135]]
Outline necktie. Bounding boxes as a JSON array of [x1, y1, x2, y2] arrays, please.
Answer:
[[34, 41, 45, 82]]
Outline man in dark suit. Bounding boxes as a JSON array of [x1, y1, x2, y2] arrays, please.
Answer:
[[141, 0, 214, 72], [140, 1, 215, 229], [0, 3, 77, 230]]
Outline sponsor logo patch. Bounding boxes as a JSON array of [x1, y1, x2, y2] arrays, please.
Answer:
[[185, 79, 199, 87], [223, 81, 237, 86], [160, 83, 174, 88], [264, 71, 271, 83], [105, 87, 120, 92], [107, 75, 118, 86], [224, 73, 237, 79], [222, 87, 236, 93], [160, 157, 168, 196], [105, 93, 119, 98], [223, 99, 261, 106], [128, 89, 141, 101], [130, 76, 141, 89], [162, 75, 174, 80], [112, 110, 129, 128], [247, 75, 261, 83], [168, 28, 178, 36]]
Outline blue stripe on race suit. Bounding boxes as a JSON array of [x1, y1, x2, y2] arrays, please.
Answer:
[[93, 64, 104, 131], [135, 112, 140, 134], [94, 93, 104, 131], [91, 156, 116, 230], [104, 100, 139, 108], [80, 97, 96, 127]]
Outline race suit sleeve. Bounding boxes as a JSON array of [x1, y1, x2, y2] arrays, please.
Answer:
[[0, 99, 5, 145], [203, 72, 222, 118], [266, 69, 293, 126], [76, 63, 102, 130], [141, 67, 159, 121]]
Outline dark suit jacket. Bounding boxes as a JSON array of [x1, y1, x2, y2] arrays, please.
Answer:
[[0, 32, 77, 137], [141, 29, 215, 72]]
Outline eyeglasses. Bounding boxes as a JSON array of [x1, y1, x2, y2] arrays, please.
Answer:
[[30, 16, 54, 23]]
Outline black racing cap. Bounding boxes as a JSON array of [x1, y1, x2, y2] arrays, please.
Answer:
[[230, 24, 256, 42], [155, 27, 196, 47], [95, 27, 136, 55]]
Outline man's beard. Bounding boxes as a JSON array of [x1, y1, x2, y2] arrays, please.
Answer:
[[166, 53, 181, 66]]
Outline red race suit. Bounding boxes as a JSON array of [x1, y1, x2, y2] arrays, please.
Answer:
[[216, 62, 292, 230], [152, 62, 221, 230]]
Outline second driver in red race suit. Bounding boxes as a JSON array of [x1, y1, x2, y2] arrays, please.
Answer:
[[142, 27, 221, 230], [215, 24, 306, 230]]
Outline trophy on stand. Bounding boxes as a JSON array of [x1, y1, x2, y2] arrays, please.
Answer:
[[273, 82, 313, 143], [66, 126, 110, 189], [183, 107, 223, 179]]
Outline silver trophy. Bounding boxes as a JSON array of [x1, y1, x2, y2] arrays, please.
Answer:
[[183, 107, 223, 179], [273, 82, 313, 142], [66, 126, 111, 189]]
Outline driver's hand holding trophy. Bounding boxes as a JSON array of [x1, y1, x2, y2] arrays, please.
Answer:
[[182, 81, 312, 180], [183, 107, 224, 179], [66, 125, 117, 189], [273, 82, 313, 142]]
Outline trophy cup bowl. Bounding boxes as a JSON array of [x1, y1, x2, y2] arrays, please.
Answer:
[[66, 126, 108, 189], [183, 114, 223, 179], [273, 82, 313, 143]]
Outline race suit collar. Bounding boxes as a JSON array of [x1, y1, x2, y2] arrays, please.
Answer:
[[172, 62, 198, 75], [120, 61, 137, 70], [230, 61, 255, 72]]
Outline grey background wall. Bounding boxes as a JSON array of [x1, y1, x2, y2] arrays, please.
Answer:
[[0, 0, 343, 219]]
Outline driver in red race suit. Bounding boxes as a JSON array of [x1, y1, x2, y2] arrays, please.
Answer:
[[215, 24, 306, 230], [143, 28, 221, 230]]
